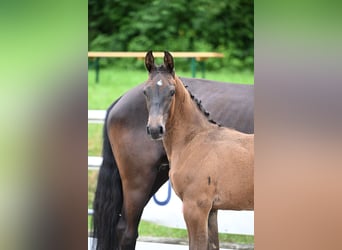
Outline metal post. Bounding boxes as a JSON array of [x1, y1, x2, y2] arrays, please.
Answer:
[[95, 58, 100, 83], [191, 58, 196, 77], [200, 61, 206, 78]]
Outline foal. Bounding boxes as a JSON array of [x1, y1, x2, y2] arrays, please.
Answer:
[[143, 51, 254, 250]]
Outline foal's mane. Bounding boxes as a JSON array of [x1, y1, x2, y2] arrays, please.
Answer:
[[181, 79, 221, 127]]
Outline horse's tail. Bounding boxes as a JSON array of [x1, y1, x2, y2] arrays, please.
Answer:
[[92, 98, 122, 250]]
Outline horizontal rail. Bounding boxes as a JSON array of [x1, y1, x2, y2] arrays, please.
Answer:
[[88, 156, 102, 170], [88, 110, 106, 123], [88, 51, 224, 60]]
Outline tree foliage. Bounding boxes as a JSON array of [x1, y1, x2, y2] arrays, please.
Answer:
[[89, 0, 253, 71]]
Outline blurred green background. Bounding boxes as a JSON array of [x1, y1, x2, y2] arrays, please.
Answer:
[[88, 0, 253, 72]]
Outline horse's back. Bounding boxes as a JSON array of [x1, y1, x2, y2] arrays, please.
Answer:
[[107, 84, 146, 127], [181, 78, 254, 133], [188, 126, 253, 166]]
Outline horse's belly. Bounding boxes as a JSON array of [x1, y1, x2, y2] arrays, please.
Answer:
[[212, 185, 254, 210]]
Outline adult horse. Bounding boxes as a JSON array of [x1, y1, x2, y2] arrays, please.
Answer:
[[144, 51, 253, 250], [92, 58, 254, 249]]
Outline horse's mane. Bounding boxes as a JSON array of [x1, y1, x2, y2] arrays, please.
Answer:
[[182, 81, 222, 127]]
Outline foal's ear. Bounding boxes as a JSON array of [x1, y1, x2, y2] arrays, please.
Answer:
[[145, 50, 155, 73], [164, 51, 174, 73]]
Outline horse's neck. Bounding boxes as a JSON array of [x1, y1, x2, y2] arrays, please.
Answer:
[[163, 77, 212, 159]]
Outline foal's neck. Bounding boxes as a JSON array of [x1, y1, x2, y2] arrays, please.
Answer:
[[163, 77, 213, 158]]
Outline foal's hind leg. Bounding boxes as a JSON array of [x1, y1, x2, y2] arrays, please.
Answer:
[[183, 198, 212, 250], [208, 210, 219, 250]]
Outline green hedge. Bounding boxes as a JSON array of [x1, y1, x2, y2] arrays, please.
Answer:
[[89, 0, 253, 71]]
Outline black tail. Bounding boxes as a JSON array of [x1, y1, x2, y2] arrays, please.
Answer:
[[92, 98, 122, 250]]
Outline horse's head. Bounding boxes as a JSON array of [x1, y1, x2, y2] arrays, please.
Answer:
[[143, 51, 176, 140]]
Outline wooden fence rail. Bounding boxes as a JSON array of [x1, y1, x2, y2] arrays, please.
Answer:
[[88, 51, 224, 82]]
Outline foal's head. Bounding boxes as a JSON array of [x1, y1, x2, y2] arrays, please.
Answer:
[[143, 51, 176, 140]]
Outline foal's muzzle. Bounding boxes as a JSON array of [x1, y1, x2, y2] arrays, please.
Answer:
[[146, 124, 165, 140]]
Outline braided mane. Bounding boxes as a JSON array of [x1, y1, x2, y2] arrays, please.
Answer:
[[182, 81, 221, 127]]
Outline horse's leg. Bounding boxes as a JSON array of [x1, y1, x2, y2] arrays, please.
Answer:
[[208, 210, 219, 250], [119, 165, 169, 245], [115, 165, 157, 249], [111, 131, 166, 250], [183, 199, 211, 250], [116, 158, 163, 250]]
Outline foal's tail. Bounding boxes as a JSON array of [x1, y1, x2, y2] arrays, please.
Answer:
[[92, 98, 123, 250]]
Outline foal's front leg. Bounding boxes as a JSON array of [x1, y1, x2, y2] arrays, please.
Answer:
[[183, 199, 211, 250]]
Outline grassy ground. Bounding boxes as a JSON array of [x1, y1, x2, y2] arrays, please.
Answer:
[[88, 66, 254, 244], [88, 68, 254, 110]]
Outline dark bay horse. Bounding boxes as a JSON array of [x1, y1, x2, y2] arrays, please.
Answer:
[[144, 51, 254, 250], [92, 57, 254, 249]]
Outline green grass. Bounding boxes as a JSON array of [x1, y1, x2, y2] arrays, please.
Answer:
[[88, 67, 254, 244], [87, 216, 254, 244], [88, 67, 254, 110], [138, 220, 254, 244]]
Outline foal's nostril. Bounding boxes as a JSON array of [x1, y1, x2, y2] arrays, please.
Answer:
[[147, 125, 164, 138], [159, 126, 164, 134]]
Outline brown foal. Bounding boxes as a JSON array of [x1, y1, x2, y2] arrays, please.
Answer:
[[143, 51, 254, 250]]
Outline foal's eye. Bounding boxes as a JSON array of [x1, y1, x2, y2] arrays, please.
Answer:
[[170, 89, 175, 96], [143, 90, 147, 96]]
